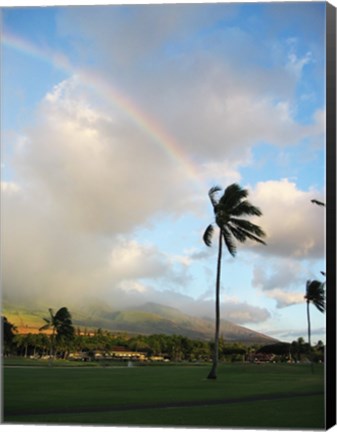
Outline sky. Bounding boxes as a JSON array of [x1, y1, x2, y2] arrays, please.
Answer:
[[1, 1, 328, 344]]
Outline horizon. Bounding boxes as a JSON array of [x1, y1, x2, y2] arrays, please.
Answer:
[[1, 1, 326, 344]]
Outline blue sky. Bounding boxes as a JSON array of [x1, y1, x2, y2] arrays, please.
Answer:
[[1, 1, 327, 343]]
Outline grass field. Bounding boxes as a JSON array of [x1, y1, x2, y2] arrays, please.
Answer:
[[2, 359, 325, 429]]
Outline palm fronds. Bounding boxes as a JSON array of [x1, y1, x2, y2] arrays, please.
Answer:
[[203, 224, 214, 247], [230, 200, 263, 217], [222, 226, 237, 257], [305, 280, 325, 313], [219, 183, 248, 211], [208, 186, 222, 208]]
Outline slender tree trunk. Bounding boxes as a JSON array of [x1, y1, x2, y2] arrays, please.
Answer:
[[306, 300, 311, 346], [50, 329, 55, 357], [307, 301, 314, 373], [207, 228, 223, 380], [49, 328, 56, 367]]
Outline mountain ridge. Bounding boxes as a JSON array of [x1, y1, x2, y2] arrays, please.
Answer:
[[3, 301, 277, 344]]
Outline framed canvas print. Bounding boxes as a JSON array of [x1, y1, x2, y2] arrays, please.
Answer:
[[1, 0, 336, 430]]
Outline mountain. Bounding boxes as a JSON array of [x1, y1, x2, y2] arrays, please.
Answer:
[[3, 301, 277, 344]]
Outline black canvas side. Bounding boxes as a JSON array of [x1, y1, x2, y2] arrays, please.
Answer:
[[326, 2, 336, 430]]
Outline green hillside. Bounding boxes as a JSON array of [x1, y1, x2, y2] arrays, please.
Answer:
[[2, 301, 277, 344]]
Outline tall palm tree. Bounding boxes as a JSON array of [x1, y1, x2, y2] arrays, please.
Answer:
[[304, 280, 325, 347], [203, 183, 266, 379]]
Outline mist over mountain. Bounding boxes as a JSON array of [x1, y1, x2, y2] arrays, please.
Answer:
[[3, 300, 277, 344]]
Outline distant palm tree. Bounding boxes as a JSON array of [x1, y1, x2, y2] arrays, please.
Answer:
[[291, 337, 307, 362], [39, 307, 75, 357], [203, 183, 266, 379], [304, 280, 325, 347]]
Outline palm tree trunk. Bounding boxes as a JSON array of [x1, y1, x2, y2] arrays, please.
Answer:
[[306, 300, 314, 373], [207, 228, 223, 380], [306, 300, 311, 346], [50, 327, 56, 358]]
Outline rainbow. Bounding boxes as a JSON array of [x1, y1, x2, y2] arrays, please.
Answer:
[[3, 30, 204, 187]]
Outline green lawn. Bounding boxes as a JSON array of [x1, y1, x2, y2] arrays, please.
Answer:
[[2, 361, 325, 429]]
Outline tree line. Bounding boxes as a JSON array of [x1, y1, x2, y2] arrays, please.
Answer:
[[2, 314, 324, 364]]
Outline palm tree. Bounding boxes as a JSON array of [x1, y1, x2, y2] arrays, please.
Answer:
[[304, 280, 325, 347], [203, 183, 266, 379], [291, 337, 307, 362], [39, 307, 75, 357], [2, 316, 17, 356], [40, 308, 58, 357]]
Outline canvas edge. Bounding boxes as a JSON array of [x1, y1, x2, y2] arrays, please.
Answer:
[[326, 1, 337, 430]]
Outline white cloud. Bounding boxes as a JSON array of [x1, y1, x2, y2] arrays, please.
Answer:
[[285, 38, 313, 78], [243, 178, 325, 309], [118, 280, 148, 294], [253, 259, 303, 291], [265, 289, 304, 308], [1, 181, 21, 194], [252, 253, 324, 310], [181, 297, 270, 325], [108, 240, 170, 281], [132, 57, 323, 168], [249, 179, 325, 259], [11, 77, 197, 235]]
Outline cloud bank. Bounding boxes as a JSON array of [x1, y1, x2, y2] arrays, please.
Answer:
[[2, 4, 325, 333]]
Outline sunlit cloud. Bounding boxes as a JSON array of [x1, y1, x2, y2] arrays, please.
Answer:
[[250, 179, 324, 259]]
